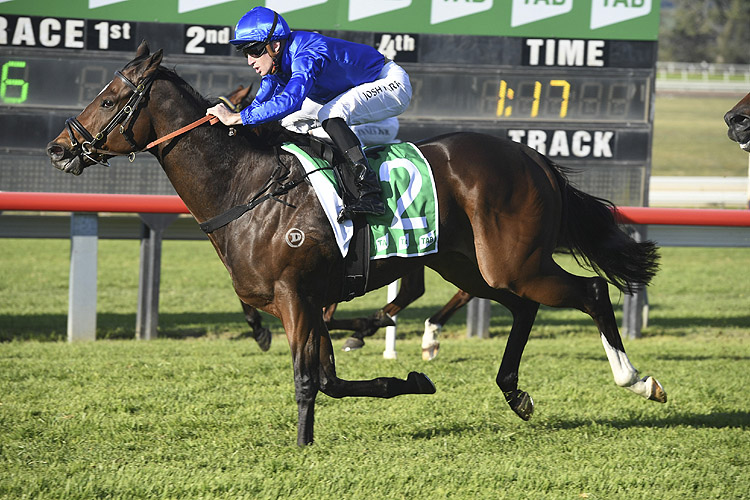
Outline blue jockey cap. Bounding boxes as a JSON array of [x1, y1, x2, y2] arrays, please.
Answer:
[[230, 6, 290, 46]]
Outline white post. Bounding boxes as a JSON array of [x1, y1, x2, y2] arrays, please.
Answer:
[[383, 280, 399, 359], [67, 213, 98, 342], [466, 298, 490, 338]]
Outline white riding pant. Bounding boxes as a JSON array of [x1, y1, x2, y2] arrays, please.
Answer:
[[279, 61, 411, 145]]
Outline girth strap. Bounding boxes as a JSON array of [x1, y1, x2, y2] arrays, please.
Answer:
[[199, 194, 276, 233]]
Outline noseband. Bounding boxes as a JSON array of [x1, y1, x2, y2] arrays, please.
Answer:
[[65, 70, 155, 167]]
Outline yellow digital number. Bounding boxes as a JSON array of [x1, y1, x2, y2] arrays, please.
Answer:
[[550, 79, 570, 118]]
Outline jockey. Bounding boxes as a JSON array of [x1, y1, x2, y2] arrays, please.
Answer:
[[207, 6, 413, 221]]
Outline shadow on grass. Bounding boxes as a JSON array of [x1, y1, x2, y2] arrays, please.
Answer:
[[546, 410, 750, 431], [407, 411, 750, 440], [4, 307, 750, 342]]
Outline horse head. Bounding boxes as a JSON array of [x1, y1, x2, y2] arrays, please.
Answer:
[[46, 41, 163, 175], [724, 91, 750, 152]]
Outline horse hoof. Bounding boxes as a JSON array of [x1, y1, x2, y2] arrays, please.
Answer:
[[505, 389, 534, 421], [422, 342, 440, 361], [254, 327, 272, 352], [373, 310, 396, 327], [342, 337, 365, 352], [646, 376, 667, 403], [407, 371, 436, 394]]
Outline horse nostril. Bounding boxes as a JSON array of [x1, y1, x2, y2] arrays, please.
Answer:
[[46, 142, 65, 161]]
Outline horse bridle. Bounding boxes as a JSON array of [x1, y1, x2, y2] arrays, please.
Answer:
[[65, 69, 155, 167]]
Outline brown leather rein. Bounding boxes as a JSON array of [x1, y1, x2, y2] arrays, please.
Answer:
[[146, 114, 219, 150]]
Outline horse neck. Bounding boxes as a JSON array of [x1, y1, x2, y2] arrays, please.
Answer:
[[147, 75, 274, 224]]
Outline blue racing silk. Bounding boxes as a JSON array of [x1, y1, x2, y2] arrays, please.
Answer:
[[240, 31, 385, 126]]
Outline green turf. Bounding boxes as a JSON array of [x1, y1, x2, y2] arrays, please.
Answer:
[[652, 95, 749, 177], [1, 333, 748, 500]]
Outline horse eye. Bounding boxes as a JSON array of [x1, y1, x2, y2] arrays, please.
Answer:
[[101, 99, 114, 109]]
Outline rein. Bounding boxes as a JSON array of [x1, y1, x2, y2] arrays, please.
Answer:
[[146, 114, 219, 150]]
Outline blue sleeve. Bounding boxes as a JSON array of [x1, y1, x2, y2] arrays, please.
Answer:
[[240, 53, 324, 126]]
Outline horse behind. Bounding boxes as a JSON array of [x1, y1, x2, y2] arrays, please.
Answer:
[[47, 42, 666, 446], [725, 91, 750, 151]]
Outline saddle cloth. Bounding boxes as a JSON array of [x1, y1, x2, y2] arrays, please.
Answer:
[[281, 142, 439, 260]]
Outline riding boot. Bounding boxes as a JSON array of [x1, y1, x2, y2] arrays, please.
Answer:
[[322, 117, 385, 222], [337, 145, 385, 221]]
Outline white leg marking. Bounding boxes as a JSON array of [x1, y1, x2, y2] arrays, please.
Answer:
[[421, 320, 441, 361], [422, 320, 441, 349], [600, 333, 654, 399]]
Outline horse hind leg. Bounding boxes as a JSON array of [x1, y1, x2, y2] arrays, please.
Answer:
[[586, 278, 667, 402], [491, 292, 540, 420], [510, 266, 666, 404], [421, 289, 473, 361], [341, 267, 424, 352]]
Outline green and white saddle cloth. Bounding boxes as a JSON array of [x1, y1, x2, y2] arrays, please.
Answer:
[[282, 142, 439, 260]]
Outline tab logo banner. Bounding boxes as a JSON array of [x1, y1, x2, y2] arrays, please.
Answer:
[[511, 0, 573, 27], [349, 0, 411, 22], [178, 0, 234, 14], [590, 0, 652, 30], [430, 0, 493, 25], [267, 0, 328, 15]]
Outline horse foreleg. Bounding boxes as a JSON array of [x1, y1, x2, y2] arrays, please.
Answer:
[[584, 278, 667, 403], [421, 289, 473, 361], [239, 301, 272, 351], [317, 328, 436, 399], [279, 299, 324, 446], [492, 293, 540, 420]]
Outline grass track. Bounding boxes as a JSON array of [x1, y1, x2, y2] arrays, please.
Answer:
[[2, 94, 750, 498], [1, 335, 748, 499], [1, 240, 749, 499]]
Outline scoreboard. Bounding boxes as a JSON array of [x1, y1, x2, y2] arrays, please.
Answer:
[[0, 2, 659, 205]]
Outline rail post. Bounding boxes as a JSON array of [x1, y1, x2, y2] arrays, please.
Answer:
[[68, 213, 98, 342], [621, 225, 649, 339], [136, 213, 179, 340], [466, 298, 490, 338]]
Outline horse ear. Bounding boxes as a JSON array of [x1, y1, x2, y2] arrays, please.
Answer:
[[141, 49, 163, 80], [135, 40, 150, 59]]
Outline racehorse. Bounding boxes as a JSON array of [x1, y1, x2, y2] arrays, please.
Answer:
[[724, 91, 750, 151], [222, 86, 468, 358], [47, 42, 666, 445]]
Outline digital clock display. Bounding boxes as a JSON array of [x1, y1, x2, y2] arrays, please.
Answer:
[[402, 68, 650, 123], [2, 55, 650, 127]]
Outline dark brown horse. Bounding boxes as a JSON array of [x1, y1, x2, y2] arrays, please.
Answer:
[[221, 88, 470, 357], [47, 42, 665, 445], [725, 91, 750, 151]]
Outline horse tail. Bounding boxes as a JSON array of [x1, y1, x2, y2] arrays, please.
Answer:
[[548, 160, 660, 294]]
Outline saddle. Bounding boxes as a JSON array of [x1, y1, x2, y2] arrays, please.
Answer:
[[294, 136, 372, 302]]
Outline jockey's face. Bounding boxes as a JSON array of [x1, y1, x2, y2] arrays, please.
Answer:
[[247, 41, 280, 76]]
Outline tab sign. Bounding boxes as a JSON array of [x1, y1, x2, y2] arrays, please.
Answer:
[[511, 0, 573, 28], [590, 0, 653, 30]]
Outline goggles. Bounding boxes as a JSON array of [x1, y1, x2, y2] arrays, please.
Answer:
[[238, 41, 267, 58]]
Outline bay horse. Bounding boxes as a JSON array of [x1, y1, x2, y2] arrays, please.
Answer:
[[47, 42, 666, 445], [724, 91, 750, 151]]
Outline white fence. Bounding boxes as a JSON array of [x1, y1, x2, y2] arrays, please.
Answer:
[[656, 61, 750, 94]]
